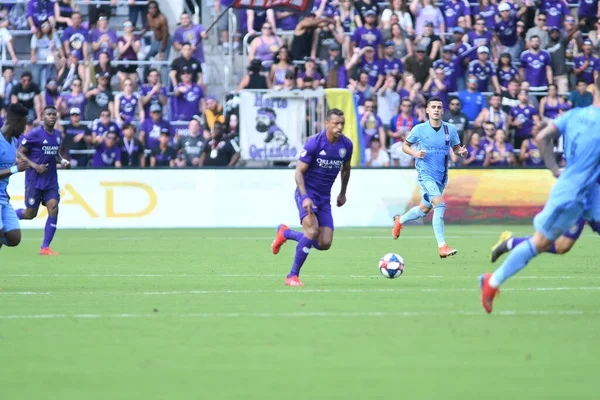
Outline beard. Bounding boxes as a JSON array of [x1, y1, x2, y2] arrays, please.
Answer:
[[256, 122, 270, 133]]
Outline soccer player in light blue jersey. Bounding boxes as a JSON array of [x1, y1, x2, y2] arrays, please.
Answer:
[[392, 96, 468, 258], [481, 80, 600, 313], [0, 104, 30, 251]]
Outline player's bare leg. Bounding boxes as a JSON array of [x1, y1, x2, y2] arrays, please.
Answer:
[[430, 195, 456, 258], [285, 214, 319, 286], [3, 229, 21, 247], [317, 227, 334, 250]]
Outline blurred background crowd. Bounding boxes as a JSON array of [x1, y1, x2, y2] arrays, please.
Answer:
[[0, 0, 597, 168]]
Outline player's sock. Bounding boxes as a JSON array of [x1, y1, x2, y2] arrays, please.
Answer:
[[42, 216, 58, 248], [508, 236, 557, 253], [310, 239, 321, 251], [489, 238, 539, 288], [283, 228, 303, 242], [15, 209, 23, 220], [400, 206, 427, 224], [288, 236, 314, 277], [432, 202, 446, 247]]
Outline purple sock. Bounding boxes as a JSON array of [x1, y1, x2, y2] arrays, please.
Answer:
[[288, 236, 313, 277], [546, 243, 557, 254], [15, 208, 23, 220], [310, 239, 321, 251], [283, 228, 303, 242], [509, 236, 528, 250], [42, 216, 58, 248]]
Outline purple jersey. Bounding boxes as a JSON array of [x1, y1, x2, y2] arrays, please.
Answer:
[[454, 42, 476, 76], [574, 55, 600, 84], [63, 92, 86, 118], [468, 60, 496, 92], [495, 18, 518, 47], [118, 36, 141, 61], [27, 0, 55, 28], [361, 114, 383, 145], [91, 120, 122, 138], [490, 142, 515, 166], [541, 0, 569, 28], [173, 84, 204, 121], [92, 142, 121, 167], [510, 105, 538, 138], [433, 59, 457, 91], [467, 31, 493, 48], [335, 8, 359, 33], [140, 119, 173, 149], [524, 140, 543, 166], [443, 0, 471, 28], [90, 29, 118, 60], [520, 50, 552, 89], [118, 93, 140, 122], [353, 89, 366, 106], [278, 14, 299, 31], [298, 131, 353, 199], [478, 4, 498, 28], [173, 24, 206, 63], [579, 0, 598, 17], [139, 84, 167, 116], [466, 145, 486, 166], [351, 27, 383, 51], [360, 59, 383, 86], [21, 126, 61, 190], [63, 27, 88, 60], [497, 66, 519, 88], [380, 57, 403, 76], [428, 79, 449, 107]]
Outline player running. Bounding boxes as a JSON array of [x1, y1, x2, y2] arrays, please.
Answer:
[[391, 96, 468, 258], [271, 109, 353, 286], [15, 106, 70, 256], [480, 80, 600, 313], [0, 104, 30, 251]]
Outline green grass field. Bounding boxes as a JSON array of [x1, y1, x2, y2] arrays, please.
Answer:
[[1, 226, 598, 399]]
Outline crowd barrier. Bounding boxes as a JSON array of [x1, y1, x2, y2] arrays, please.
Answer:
[[6, 168, 556, 229]]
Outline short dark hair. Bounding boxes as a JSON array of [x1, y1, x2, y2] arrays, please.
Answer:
[[530, 35, 540, 41], [490, 93, 501, 100], [43, 106, 58, 113], [122, 123, 135, 131], [427, 96, 444, 106], [7, 103, 29, 118], [448, 96, 460, 104], [326, 108, 344, 120], [21, 71, 33, 79], [181, 42, 192, 48]]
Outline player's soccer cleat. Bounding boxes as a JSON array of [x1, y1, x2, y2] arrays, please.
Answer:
[[39, 247, 59, 256], [480, 273, 500, 314], [285, 275, 304, 286], [271, 224, 289, 255], [438, 244, 457, 258], [490, 231, 513, 263], [392, 215, 403, 240]]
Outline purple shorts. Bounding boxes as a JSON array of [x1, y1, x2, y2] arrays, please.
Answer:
[[25, 186, 60, 209], [295, 190, 334, 230]]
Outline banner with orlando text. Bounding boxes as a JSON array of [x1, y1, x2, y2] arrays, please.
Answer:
[[220, 0, 316, 13], [239, 91, 305, 161]]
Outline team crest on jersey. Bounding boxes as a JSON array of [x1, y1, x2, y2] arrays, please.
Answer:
[[300, 149, 307, 157], [28, 198, 35, 205], [21, 139, 27, 145], [569, 224, 579, 234], [339, 148, 347, 158]]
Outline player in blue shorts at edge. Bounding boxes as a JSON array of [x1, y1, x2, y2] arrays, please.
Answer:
[[271, 109, 353, 287], [15, 106, 70, 256], [391, 96, 468, 258], [480, 79, 600, 313], [0, 104, 30, 251]]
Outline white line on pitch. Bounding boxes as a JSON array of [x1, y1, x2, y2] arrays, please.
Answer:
[[0, 309, 598, 320], [2, 287, 600, 296]]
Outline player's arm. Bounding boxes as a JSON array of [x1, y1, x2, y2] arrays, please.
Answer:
[[0, 159, 28, 179], [295, 161, 310, 196], [17, 145, 48, 174], [538, 121, 562, 177], [337, 160, 351, 207], [56, 145, 71, 169], [452, 144, 468, 157]]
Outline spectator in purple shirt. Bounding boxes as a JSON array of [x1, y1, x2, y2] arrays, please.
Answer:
[[62, 12, 88, 85], [495, 2, 521, 61], [297, 58, 324, 89], [442, 0, 471, 30], [380, 41, 403, 79], [509, 89, 540, 149], [173, 67, 205, 121], [56, 78, 85, 119], [150, 131, 177, 168], [540, 0, 570, 30], [497, 53, 520, 91], [578, 0, 599, 33], [410, 0, 445, 36], [92, 131, 122, 168], [117, 21, 142, 90], [468, 46, 501, 93], [90, 12, 118, 60], [351, 9, 383, 58], [423, 67, 449, 108], [573, 39, 599, 85], [519, 36, 553, 92], [433, 46, 456, 90], [27, 0, 55, 33], [91, 109, 121, 141], [140, 103, 173, 150], [360, 99, 386, 149], [468, 17, 497, 60], [484, 128, 516, 167], [463, 132, 486, 167], [140, 69, 168, 117], [173, 11, 207, 65]]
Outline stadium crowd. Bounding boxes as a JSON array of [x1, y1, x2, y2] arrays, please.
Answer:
[[0, 0, 597, 168]]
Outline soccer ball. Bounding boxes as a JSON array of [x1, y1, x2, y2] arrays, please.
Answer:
[[379, 253, 405, 279]]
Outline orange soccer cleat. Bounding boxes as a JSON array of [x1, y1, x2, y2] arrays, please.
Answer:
[[40, 247, 59, 256], [271, 224, 289, 255], [392, 215, 403, 240], [285, 275, 304, 286], [438, 244, 457, 258], [480, 273, 500, 314]]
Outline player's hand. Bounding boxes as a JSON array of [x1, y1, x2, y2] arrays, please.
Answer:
[[16, 160, 29, 172], [337, 193, 346, 207], [456, 146, 468, 157], [415, 149, 427, 159], [61, 159, 71, 169], [34, 163, 48, 174], [302, 197, 316, 215]]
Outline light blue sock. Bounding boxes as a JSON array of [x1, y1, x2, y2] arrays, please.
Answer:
[[400, 206, 427, 224], [432, 202, 446, 246], [490, 238, 539, 287]]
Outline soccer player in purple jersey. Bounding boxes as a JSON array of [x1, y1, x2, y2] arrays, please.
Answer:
[[271, 109, 353, 287], [15, 106, 70, 256]]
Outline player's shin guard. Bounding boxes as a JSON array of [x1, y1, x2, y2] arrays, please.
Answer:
[[42, 216, 58, 249], [283, 228, 303, 242], [400, 206, 427, 224], [432, 202, 446, 247], [288, 236, 313, 277], [489, 238, 539, 288]]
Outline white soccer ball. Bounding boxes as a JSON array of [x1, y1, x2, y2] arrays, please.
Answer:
[[379, 253, 405, 279]]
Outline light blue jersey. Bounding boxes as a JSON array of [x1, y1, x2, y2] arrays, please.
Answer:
[[534, 106, 600, 240], [0, 134, 18, 205], [406, 121, 460, 186]]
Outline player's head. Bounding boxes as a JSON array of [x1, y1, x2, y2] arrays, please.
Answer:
[[42, 106, 58, 129], [4, 103, 29, 139], [426, 96, 444, 121], [122, 123, 135, 139], [325, 108, 345, 138]]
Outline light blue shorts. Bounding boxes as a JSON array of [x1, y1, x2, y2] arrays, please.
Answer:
[[534, 185, 600, 241], [418, 178, 445, 208], [0, 203, 20, 233]]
